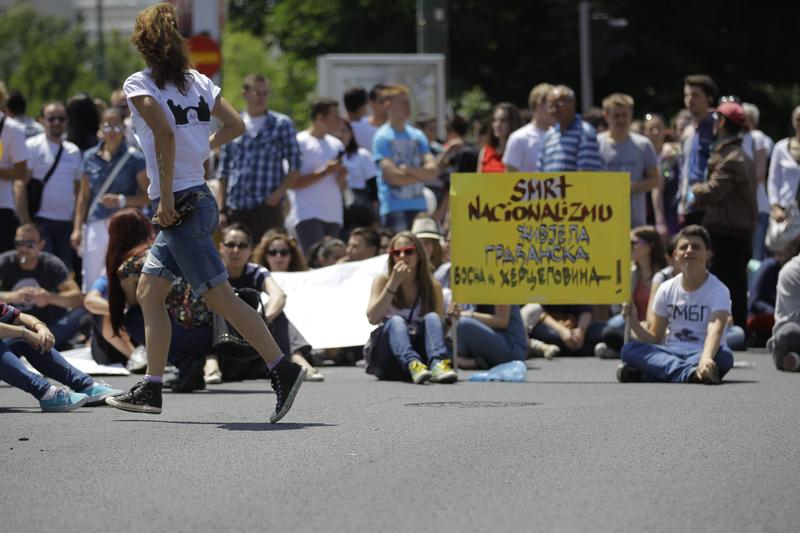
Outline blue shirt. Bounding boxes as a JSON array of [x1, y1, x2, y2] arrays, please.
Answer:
[[217, 111, 301, 210], [680, 114, 715, 212], [91, 274, 109, 298], [81, 141, 145, 223], [539, 114, 602, 172], [373, 123, 431, 216]]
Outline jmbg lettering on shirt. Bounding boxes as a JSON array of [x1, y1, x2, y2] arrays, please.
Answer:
[[666, 304, 710, 322]]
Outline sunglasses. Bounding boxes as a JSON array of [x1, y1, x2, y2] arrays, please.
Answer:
[[267, 248, 291, 257], [390, 246, 417, 258], [45, 116, 67, 123], [102, 123, 123, 133], [223, 241, 250, 250], [14, 239, 38, 249]]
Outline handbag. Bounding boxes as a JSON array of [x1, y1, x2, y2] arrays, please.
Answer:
[[765, 140, 800, 252], [211, 288, 265, 360], [26, 142, 64, 217]]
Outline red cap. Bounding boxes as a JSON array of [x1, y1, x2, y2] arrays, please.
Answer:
[[715, 102, 746, 126]]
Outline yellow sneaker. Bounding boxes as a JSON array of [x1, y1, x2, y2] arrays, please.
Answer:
[[430, 359, 458, 383], [408, 360, 432, 384]]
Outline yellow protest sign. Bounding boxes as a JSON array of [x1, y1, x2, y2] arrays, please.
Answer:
[[450, 172, 631, 304]]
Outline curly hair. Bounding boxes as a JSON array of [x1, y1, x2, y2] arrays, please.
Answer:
[[131, 3, 192, 94], [252, 230, 308, 272]]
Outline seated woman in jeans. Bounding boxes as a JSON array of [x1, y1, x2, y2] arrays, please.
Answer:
[[451, 303, 528, 370], [619, 225, 734, 384], [365, 231, 456, 384]]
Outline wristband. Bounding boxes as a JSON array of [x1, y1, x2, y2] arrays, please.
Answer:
[[117, 194, 127, 208]]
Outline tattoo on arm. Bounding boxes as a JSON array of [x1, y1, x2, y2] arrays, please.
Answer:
[[157, 151, 167, 187]]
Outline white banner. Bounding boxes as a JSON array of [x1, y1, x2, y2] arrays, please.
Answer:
[[271, 255, 388, 349]]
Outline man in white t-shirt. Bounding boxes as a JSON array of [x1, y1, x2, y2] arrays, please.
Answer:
[[742, 102, 775, 261], [0, 80, 29, 253], [503, 83, 553, 172], [597, 93, 659, 228], [289, 97, 347, 253], [619, 225, 734, 384], [18, 102, 82, 267]]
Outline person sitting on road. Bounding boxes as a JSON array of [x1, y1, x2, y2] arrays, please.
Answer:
[[449, 302, 528, 370], [0, 301, 121, 411], [365, 231, 455, 384], [619, 225, 734, 384], [203, 223, 322, 383], [527, 304, 603, 357], [768, 246, 800, 372]]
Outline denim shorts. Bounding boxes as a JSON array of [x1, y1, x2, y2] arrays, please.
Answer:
[[142, 184, 228, 295]]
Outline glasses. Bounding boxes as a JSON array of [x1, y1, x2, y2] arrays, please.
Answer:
[[102, 123, 123, 133], [719, 95, 740, 104], [267, 248, 291, 257], [14, 239, 38, 249], [45, 116, 66, 123], [223, 241, 250, 250], [390, 246, 417, 258]]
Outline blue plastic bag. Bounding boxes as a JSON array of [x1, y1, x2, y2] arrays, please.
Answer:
[[468, 360, 527, 382]]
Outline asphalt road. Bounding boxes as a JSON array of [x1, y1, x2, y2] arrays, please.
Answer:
[[2, 350, 799, 533]]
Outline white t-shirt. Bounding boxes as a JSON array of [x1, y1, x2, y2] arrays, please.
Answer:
[[351, 117, 377, 154], [290, 131, 345, 224], [768, 138, 800, 208], [243, 112, 267, 138], [124, 68, 220, 199], [0, 113, 29, 210], [743, 130, 775, 214], [343, 148, 376, 190], [26, 134, 82, 221], [502, 123, 549, 172], [652, 272, 731, 354]]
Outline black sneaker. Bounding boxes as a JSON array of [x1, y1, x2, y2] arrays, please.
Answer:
[[616, 363, 642, 383], [269, 358, 306, 423], [105, 381, 163, 414]]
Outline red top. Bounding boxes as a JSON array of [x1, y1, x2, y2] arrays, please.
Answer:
[[481, 145, 506, 173]]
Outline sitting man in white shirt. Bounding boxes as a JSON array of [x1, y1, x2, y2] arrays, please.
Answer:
[[619, 225, 734, 384]]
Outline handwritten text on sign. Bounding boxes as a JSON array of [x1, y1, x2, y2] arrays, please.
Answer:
[[450, 172, 631, 304]]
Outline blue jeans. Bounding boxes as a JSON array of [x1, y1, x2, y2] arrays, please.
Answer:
[[48, 306, 89, 347], [371, 313, 448, 381], [456, 316, 527, 367], [0, 339, 93, 399], [143, 185, 228, 296], [620, 340, 734, 383], [530, 321, 605, 356], [752, 212, 770, 261], [381, 210, 421, 234], [36, 217, 75, 270]]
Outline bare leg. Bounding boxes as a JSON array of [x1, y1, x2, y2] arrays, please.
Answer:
[[291, 353, 314, 371], [202, 282, 282, 365], [136, 274, 175, 377]]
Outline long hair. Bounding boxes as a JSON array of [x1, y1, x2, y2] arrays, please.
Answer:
[[341, 120, 359, 156], [107, 209, 153, 334], [387, 232, 436, 314], [131, 3, 192, 94], [488, 102, 522, 149], [252, 230, 308, 272], [632, 225, 668, 274], [66, 93, 100, 151]]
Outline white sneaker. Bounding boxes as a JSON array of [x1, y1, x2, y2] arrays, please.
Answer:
[[125, 346, 148, 373], [529, 339, 560, 360], [593, 342, 619, 359]]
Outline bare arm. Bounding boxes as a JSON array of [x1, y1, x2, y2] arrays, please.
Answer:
[[367, 274, 395, 325], [379, 158, 426, 186], [71, 174, 90, 250], [48, 279, 83, 309], [209, 96, 245, 150], [465, 304, 512, 329], [291, 160, 343, 190], [0, 160, 27, 182], [263, 276, 286, 322], [626, 303, 668, 344], [84, 289, 110, 315]]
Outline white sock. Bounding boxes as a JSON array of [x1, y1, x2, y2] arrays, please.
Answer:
[[41, 386, 58, 401]]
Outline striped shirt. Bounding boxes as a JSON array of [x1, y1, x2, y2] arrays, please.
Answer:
[[217, 110, 301, 211], [539, 114, 602, 172], [0, 303, 20, 324]]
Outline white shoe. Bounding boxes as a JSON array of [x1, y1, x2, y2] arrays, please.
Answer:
[[204, 370, 223, 384], [529, 339, 560, 360], [593, 342, 619, 359], [125, 346, 148, 373]]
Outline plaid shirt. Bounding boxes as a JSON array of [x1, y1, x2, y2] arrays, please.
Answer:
[[217, 110, 301, 210]]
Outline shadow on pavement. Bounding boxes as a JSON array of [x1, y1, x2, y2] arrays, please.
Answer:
[[113, 419, 336, 431]]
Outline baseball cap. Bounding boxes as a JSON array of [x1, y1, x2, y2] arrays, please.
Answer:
[[714, 102, 746, 126]]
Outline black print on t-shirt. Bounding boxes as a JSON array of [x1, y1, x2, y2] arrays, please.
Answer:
[[675, 328, 701, 343], [167, 96, 210, 126], [666, 304, 709, 322]]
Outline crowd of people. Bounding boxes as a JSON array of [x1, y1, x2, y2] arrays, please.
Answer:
[[2, 48, 800, 411]]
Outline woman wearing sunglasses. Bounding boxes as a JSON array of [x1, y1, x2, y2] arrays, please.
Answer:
[[365, 232, 456, 384], [252, 230, 308, 273], [72, 107, 148, 292]]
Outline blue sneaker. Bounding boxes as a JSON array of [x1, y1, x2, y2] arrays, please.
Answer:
[[79, 381, 124, 405], [39, 387, 89, 412]]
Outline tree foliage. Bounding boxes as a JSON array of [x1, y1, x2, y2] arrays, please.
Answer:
[[0, 3, 143, 116]]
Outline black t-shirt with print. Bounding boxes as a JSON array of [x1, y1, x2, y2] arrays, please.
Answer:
[[0, 251, 70, 322]]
